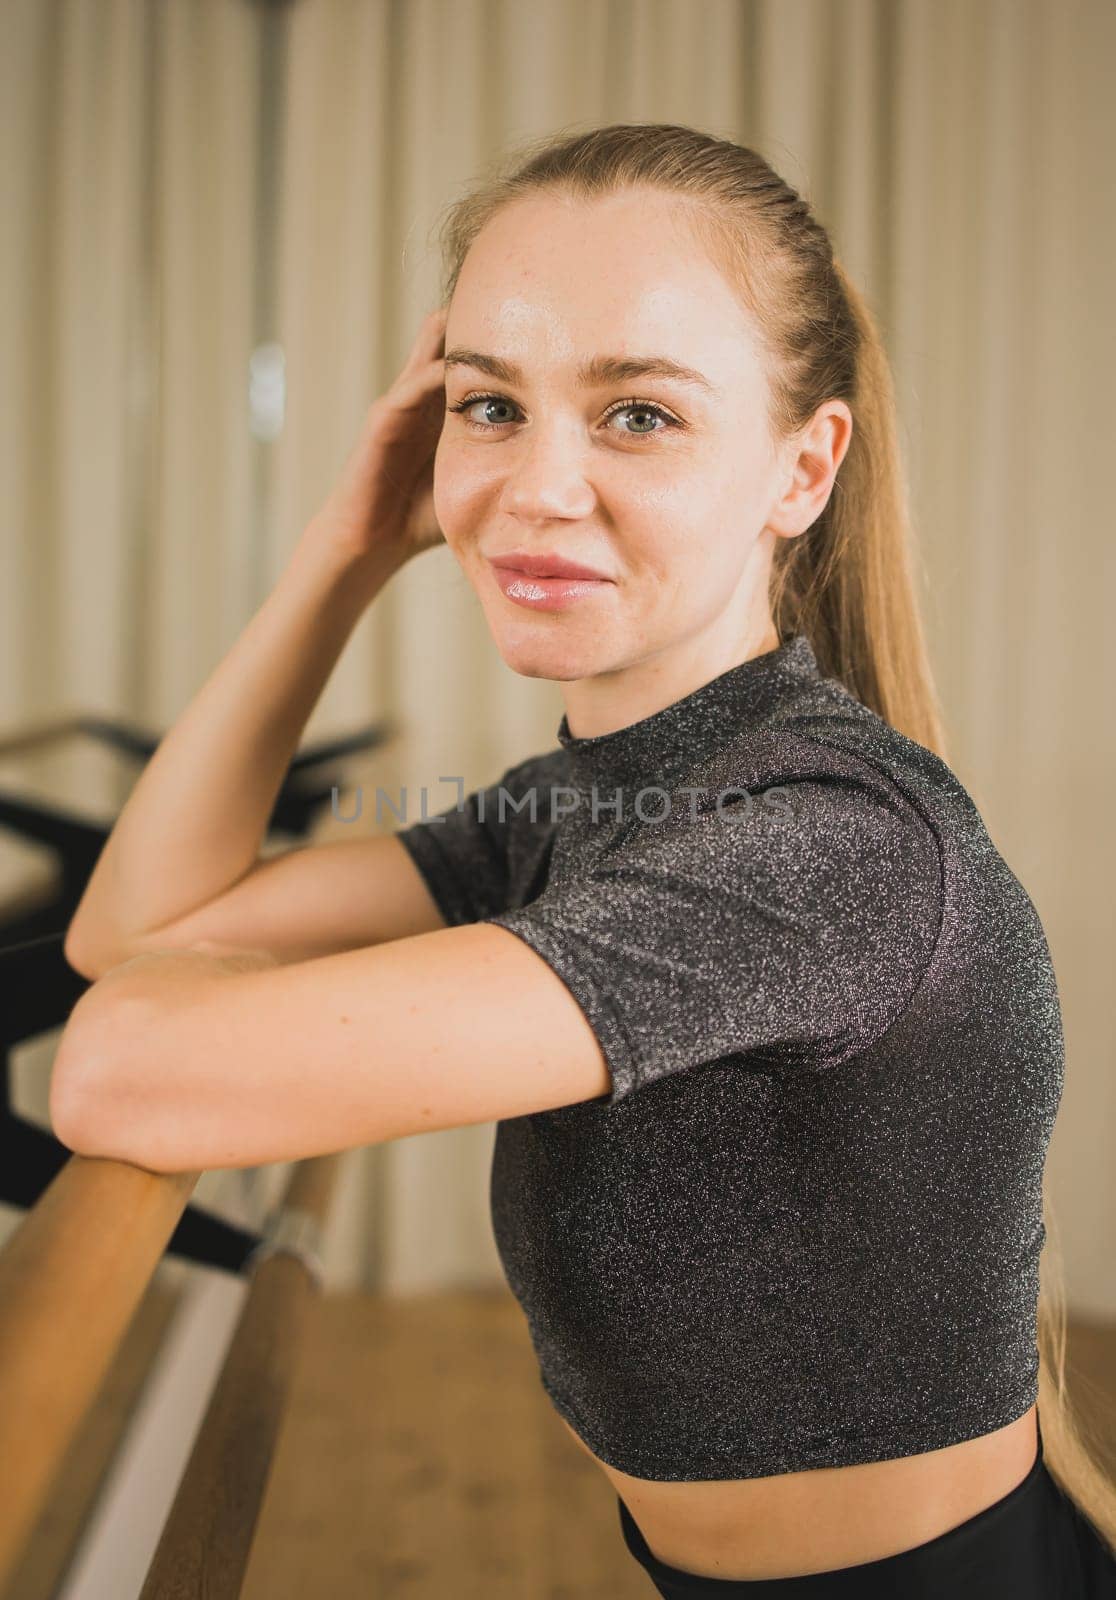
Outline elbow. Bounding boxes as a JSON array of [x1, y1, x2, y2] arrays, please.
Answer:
[[49, 1036, 109, 1158], [48, 1001, 163, 1170], [49, 981, 219, 1177], [48, 990, 130, 1157], [63, 922, 115, 983], [49, 1063, 79, 1154], [50, 1055, 176, 1174]]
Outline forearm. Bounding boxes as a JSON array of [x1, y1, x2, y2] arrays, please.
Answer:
[[66, 528, 401, 961]]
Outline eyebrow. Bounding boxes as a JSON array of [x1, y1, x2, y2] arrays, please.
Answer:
[[443, 348, 718, 396]]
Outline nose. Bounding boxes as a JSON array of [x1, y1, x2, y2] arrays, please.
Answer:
[[497, 423, 597, 523]]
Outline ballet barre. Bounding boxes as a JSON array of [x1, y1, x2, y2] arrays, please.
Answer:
[[0, 990, 341, 1595]]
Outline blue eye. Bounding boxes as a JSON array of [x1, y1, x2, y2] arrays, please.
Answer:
[[447, 392, 682, 440]]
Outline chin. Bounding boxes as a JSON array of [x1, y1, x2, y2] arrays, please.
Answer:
[[489, 617, 607, 684]]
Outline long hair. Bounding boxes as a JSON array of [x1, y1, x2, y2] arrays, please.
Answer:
[[434, 120, 1116, 1554]]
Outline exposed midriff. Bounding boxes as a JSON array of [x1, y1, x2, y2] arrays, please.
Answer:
[[556, 1405, 1040, 1581]]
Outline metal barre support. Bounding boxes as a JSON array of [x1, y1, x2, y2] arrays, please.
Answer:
[[242, 1204, 327, 1288]]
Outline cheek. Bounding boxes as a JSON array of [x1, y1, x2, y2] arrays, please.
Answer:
[[618, 449, 725, 518], [640, 513, 746, 600], [432, 439, 472, 542], [433, 437, 493, 523]]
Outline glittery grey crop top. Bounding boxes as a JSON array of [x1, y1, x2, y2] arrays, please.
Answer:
[[394, 632, 1065, 1481]]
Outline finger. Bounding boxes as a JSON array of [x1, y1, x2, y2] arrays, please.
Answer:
[[400, 307, 450, 374], [422, 305, 449, 361], [385, 357, 448, 415]]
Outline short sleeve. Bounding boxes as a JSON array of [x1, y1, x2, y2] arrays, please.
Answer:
[[393, 753, 559, 928], [482, 776, 944, 1105]]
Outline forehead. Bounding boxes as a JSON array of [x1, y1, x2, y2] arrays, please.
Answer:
[[447, 190, 764, 391]]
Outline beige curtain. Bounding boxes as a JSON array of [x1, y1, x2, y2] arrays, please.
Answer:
[[2, 0, 1111, 1306]]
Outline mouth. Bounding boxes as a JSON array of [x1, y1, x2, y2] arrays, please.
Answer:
[[488, 552, 613, 582], [487, 556, 614, 613]]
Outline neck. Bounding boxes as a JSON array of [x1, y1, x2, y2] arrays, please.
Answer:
[[560, 619, 782, 743]]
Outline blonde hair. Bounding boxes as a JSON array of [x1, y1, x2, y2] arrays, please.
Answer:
[[435, 120, 1116, 1555]]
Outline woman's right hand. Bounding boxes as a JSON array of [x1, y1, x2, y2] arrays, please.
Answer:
[[307, 305, 450, 572]]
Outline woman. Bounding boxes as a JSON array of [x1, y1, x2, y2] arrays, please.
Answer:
[[55, 124, 1116, 1594]]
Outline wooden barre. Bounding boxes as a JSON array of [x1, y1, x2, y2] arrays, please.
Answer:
[[137, 1153, 340, 1598], [0, 1149, 341, 1594], [0, 1155, 201, 1586]]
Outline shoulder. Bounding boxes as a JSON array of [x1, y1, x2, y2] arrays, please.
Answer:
[[630, 710, 947, 882], [480, 714, 948, 1103], [391, 744, 570, 928]]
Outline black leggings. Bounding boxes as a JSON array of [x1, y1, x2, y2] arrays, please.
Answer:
[[617, 1414, 1116, 1598]]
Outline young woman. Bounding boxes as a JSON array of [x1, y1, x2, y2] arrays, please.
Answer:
[[55, 124, 1116, 1594]]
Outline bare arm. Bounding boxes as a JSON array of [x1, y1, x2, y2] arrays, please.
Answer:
[[65, 307, 450, 978], [49, 925, 613, 1172], [66, 831, 453, 978], [63, 533, 401, 976]]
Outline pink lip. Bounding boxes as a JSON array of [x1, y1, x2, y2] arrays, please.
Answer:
[[489, 551, 612, 582], [489, 558, 613, 613]]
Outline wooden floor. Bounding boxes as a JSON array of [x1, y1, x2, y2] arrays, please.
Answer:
[[6, 1288, 1116, 1600], [242, 1290, 647, 1599]]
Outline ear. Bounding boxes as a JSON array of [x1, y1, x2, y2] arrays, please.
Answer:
[[765, 400, 854, 540]]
